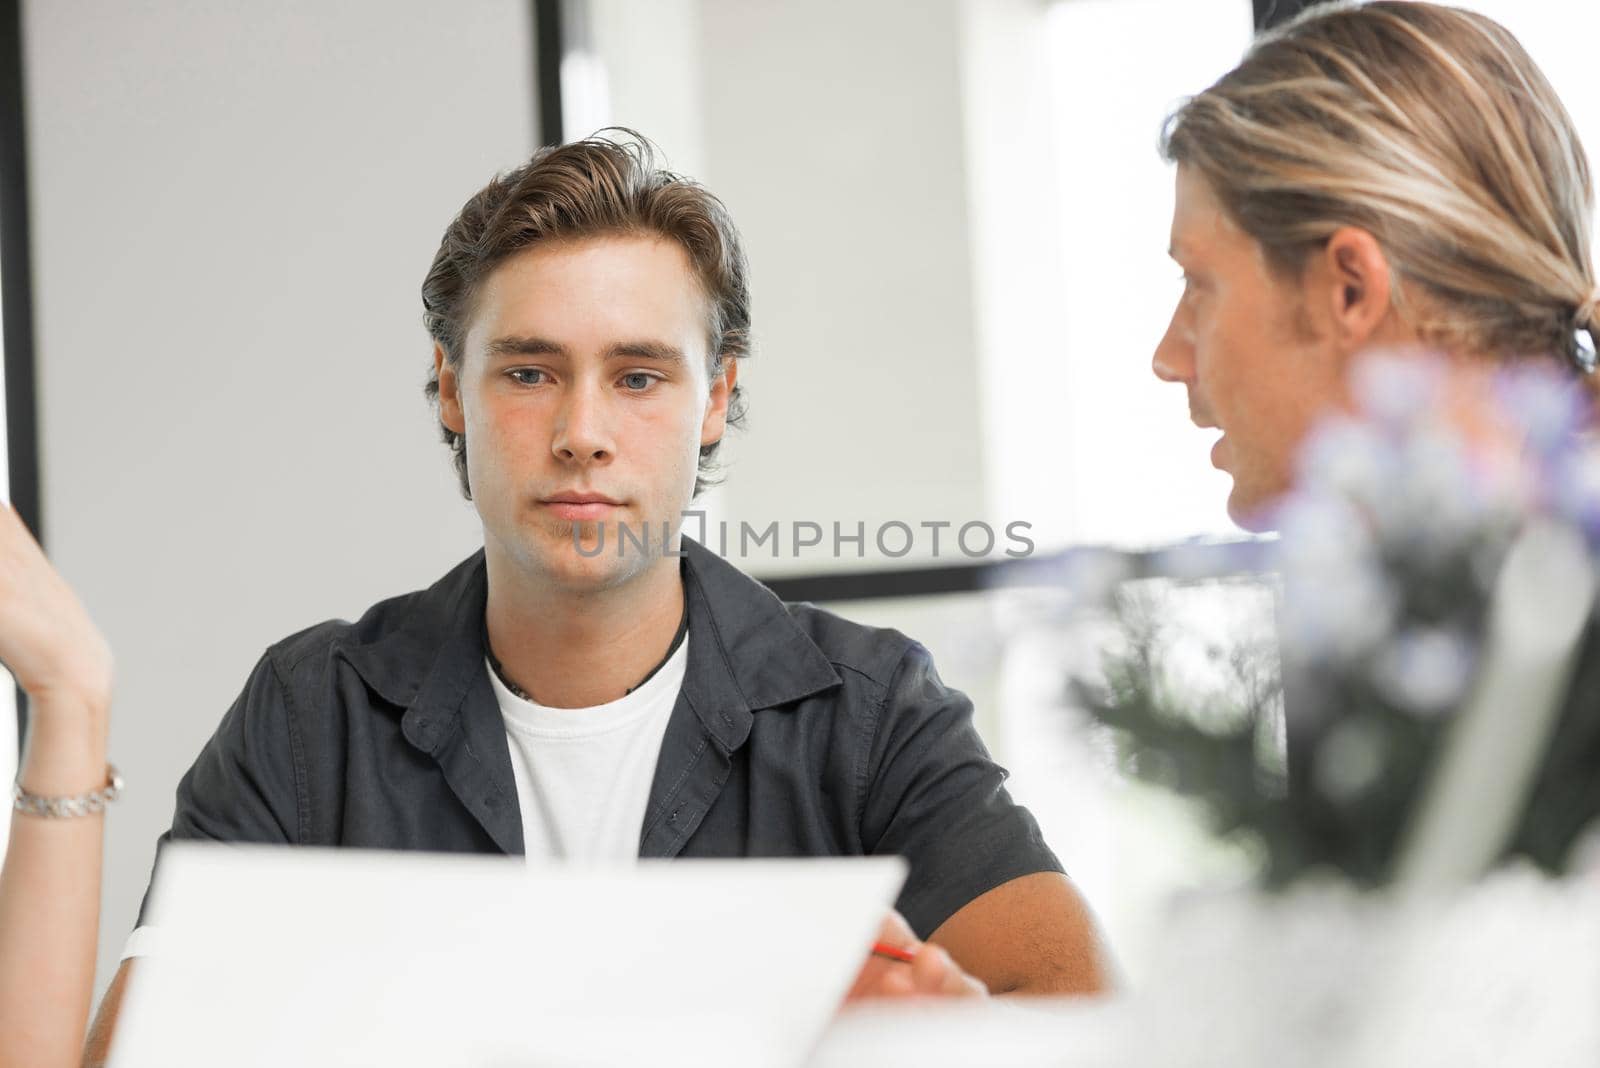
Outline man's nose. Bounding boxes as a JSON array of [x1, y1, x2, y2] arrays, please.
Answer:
[[1152, 310, 1194, 385], [551, 384, 614, 464]]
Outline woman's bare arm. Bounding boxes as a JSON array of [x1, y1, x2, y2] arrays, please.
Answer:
[[0, 504, 114, 1068]]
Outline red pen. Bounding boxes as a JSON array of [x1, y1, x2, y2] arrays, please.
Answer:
[[871, 941, 917, 965]]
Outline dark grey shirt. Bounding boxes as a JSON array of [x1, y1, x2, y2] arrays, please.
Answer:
[[142, 538, 1062, 938]]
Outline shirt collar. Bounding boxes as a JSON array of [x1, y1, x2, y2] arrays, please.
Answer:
[[336, 537, 842, 859], [336, 536, 842, 727]]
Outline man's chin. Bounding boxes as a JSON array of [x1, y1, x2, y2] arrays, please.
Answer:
[[531, 519, 666, 590], [526, 547, 644, 595], [1225, 481, 1281, 534], [483, 518, 651, 595]]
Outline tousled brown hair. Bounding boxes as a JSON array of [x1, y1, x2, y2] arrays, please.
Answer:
[[1162, 1, 1600, 376], [422, 130, 749, 498]]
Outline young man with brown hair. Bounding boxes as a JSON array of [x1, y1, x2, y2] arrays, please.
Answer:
[[84, 132, 1105, 1060]]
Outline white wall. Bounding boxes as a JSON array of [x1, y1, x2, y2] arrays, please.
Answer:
[[587, 0, 706, 177], [24, 0, 533, 998], [587, 0, 1078, 737], [959, 0, 1078, 554], [689, 0, 993, 577]]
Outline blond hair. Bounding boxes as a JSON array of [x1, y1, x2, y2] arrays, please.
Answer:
[[1162, 1, 1599, 374]]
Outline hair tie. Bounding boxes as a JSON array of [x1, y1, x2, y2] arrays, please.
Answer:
[[1574, 286, 1600, 372], [1578, 286, 1600, 330]]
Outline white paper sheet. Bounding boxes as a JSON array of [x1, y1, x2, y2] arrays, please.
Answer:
[[110, 843, 906, 1068]]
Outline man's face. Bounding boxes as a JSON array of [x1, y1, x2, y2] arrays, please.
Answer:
[[436, 234, 735, 592], [1153, 165, 1349, 530]]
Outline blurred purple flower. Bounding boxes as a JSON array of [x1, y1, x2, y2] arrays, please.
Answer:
[[1350, 349, 1447, 429], [1297, 415, 1396, 508], [1370, 626, 1476, 716], [1493, 363, 1589, 457], [1382, 425, 1490, 552], [1274, 490, 1395, 663], [1549, 447, 1600, 547]]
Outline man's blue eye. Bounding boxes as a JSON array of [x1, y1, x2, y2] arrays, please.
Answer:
[[511, 369, 546, 385], [622, 373, 654, 391]]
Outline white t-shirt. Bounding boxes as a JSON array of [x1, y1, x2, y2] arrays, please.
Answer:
[[121, 637, 688, 962], [490, 634, 687, 862]]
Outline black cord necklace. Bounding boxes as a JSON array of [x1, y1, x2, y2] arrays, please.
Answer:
[[486, 603, 689, 704]]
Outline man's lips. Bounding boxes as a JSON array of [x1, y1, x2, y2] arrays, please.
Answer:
[[1185, 396, 1227, 469], [539, 492, 623, 521], [1190, 407, 1226, 469]]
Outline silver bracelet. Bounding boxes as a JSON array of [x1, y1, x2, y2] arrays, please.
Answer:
[[13, 764, 123, 818]]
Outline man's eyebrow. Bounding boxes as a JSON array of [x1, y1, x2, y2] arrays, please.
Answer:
[[607, 340, 686, 365], [483, 336, 686, 365], [487, 335, 565, 358]]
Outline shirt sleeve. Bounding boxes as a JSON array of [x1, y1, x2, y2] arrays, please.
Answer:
[[134, 650, 305, 927], [119, 924, 162, 961], [860, 642, 1064, 940]]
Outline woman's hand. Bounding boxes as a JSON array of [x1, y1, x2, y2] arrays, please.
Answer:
[[0, 505, 114, 1068], [0, 503, 111, 715]]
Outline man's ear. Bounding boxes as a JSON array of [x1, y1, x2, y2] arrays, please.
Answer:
[[1320, 226, 1394, 352], [434, 343, 466, 435], [700, 355, 738, 447]]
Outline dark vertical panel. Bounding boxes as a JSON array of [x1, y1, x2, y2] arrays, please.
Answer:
[[0, 0, 37, 740], [533, 0, 564, 146], [1254, 0, 1336, 31], [0, 0, 37, 541]]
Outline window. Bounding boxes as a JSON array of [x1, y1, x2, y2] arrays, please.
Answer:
[[991, 0, 1262, 981], [1044, 0, 1252, 548]]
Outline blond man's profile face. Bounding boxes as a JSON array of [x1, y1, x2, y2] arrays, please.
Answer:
[[1152, 165, 1352, 530]]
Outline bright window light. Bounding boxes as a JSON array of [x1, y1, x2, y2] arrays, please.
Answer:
[[1014, 0, 1260, 982], [1046, 0, 1252, 547]]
